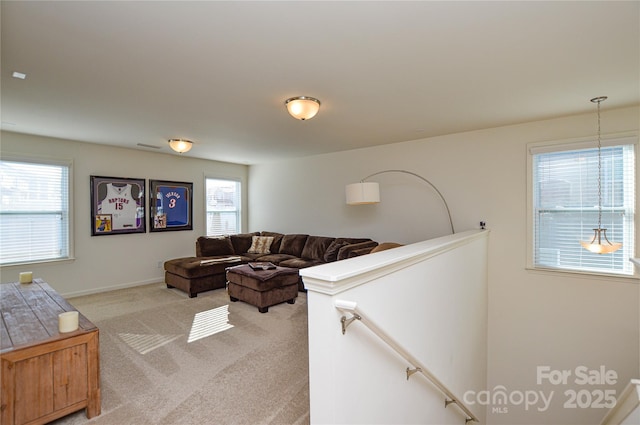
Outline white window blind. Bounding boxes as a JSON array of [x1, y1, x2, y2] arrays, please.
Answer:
[[531, 139, 635, 276], [205, 178, 241, 236], [0, 159, 71, 265]]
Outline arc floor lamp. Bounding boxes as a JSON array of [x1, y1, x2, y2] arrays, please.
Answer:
[[345, 169, 455, 234]]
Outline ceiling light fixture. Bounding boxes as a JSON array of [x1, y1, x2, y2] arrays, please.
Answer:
[[580, 96, 622, 254], [12, 71, 26, 80], [168, 138, 193, 154], [285, 96, 321, 120]]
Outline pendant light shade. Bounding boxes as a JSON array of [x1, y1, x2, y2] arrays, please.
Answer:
[[285, 96, 321, 120], [168, 138, 193, 153], [580, 96, 622, 254], [580, 229, 622, 254]]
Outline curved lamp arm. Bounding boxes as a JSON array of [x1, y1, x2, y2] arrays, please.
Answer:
[[349, 169, 455, 234]]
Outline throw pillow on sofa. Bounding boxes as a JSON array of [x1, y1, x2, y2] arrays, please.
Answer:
[[337, 240, 379, 261], [301, 236, 336, 261], [260, 231, 284, 252], [196, 236, 235, 257], [323, 240, 350, 262], [230, 232, 260, 254], [248, 236, 274, 254], [279, 234, 309, 257]]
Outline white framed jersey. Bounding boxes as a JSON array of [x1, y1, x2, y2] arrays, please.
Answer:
[[90, 175, 145, 236], [98, 183, 138, 230]]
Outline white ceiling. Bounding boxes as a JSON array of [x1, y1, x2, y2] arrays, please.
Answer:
[[2, 1, 638, 164]]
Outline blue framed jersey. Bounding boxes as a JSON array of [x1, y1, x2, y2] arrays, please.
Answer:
[[156, 185, 190, 227]]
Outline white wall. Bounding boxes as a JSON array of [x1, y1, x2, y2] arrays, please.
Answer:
[[249, 106, 640, 424], [302, 230, 488, 424], [0, 131, 248, 296]]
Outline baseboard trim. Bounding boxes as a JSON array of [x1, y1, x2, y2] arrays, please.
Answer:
[[62, 278, 164, 299]]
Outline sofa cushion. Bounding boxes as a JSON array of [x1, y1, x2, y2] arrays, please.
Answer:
[[346, 246, 378, 258], [370, 242, 403, 253], [230, 232, 260, 254], [165, 256, 237, 278], [248, 236, 274, 254], [196, 236, 235, 257], [260, 231, 284, 253], [334, 237, 372, 245], [324, 240, 350, 262], [278, 234, 309, 257], [337, 240, 379, 261], [253, 253, 297, 264], [301, 236, 335, 261], [280, 258, 325, 269], [243, 252, 268, 260]]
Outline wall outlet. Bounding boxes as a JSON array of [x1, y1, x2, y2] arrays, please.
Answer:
[[157, 261, 163, 269]]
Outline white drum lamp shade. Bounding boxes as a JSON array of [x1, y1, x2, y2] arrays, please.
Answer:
[[345, 182, 380, 205]]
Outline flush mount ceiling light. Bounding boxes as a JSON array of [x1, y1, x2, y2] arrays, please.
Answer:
[[285, 96, 321, 120], [168, 138, 193, 154], [580, 96, 622, 254], [12, 71, 26, 80]]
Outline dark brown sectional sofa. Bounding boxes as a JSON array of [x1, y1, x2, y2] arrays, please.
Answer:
[[164, 231, 378, 297]]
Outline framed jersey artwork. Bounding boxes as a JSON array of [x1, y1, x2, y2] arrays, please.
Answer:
[[90, 176, 146, 236], [149, 180, 193, 232]]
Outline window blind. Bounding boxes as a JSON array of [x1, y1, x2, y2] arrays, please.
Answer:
[[0, 160, 71, 265], [205, 178, 241, 236], [532, 141, 635, 275]]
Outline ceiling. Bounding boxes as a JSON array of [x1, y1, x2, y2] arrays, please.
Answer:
[[2, 1, 638, 165]]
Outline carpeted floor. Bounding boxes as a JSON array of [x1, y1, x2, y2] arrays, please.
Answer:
[[51, 282, 310, 425]]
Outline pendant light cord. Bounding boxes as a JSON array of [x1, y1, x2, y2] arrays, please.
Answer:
[[580, 96, 621, 253], [596, 98, 602, 230]]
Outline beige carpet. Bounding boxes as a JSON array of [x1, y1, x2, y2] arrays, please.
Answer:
[[52, 283, 310, 425]]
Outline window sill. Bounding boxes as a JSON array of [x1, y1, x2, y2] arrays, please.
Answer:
[[526, 265, 639, 284], [1, 257, 76, 269]]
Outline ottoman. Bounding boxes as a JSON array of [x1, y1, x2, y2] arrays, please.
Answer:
[[164, 256, 242, 298], [226, 264, 299, 313]]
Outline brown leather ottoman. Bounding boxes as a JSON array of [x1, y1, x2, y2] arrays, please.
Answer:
[[164, 256, 242, 298], [226, 264, 299, 313]]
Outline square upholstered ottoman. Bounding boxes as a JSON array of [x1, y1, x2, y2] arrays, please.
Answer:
[[226, 264, 299, 313]]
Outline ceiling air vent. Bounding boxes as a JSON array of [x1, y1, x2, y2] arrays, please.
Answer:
[[137, 143, 161, 149]]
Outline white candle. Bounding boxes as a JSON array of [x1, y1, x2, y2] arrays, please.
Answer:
[[19, 272, 33, 284], [58, 311, 79, 333]]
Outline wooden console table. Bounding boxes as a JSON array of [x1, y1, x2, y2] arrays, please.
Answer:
[[0, 279, 100, 425]]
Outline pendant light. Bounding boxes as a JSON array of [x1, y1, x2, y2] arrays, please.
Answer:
[[580, 96, 622, 254]]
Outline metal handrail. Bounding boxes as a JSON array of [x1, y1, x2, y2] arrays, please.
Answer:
[[335, 299, 479, 424]]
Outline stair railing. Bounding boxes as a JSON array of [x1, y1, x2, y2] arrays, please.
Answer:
[[335, 299, 479, 424]]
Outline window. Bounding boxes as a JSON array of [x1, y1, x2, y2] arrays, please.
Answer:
[[205, 178, 241, 236], [0, 158, 72, 265], [529, 137, 636, 276]]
